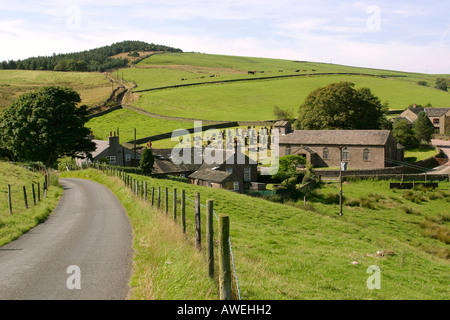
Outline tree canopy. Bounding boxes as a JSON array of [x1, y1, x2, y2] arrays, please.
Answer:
[[392, 119, 419, 149], [295, 81, 390, 130], [140, 147, 155, 174], [413, 111, 435, 144], [0, 40, 183, 72], [0, 86, 95, 166], [272, 154, 306, 182]]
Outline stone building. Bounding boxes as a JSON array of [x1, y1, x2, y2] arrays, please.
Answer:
[[275, 122, 404, 169]]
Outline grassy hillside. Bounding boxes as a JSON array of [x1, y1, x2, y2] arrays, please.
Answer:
[[64, 169, 450, 300], [0, 70, 114, 110], [86, 108, 192, 144], [122, 52, 450, 121], [0, 162, 62, 246]]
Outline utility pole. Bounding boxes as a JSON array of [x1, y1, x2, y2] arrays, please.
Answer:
[[339, 146, 343, 217], [134, 128, 137, 167]]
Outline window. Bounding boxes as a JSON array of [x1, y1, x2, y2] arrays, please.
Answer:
[[323, 147, 330, 160], [363, 148, 370, 161], [226, 168, 233, 173], [286, 146, 291, 155], [233, 181, 239, 191], [244, 167, 251, 182], [106, 156, 116, 164], [433, 118, 440, 125], [342, 148, 350, 161], [125, 154, 131, 162]]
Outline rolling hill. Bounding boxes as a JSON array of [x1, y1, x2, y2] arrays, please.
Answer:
[[122, 52, 450, 121]]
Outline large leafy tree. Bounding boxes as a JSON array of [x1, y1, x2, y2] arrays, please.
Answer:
[[413, 111, 435, 144], [295, 81, 389, 130], [0, 86, 95, 166], [392, 119, 419, 149]]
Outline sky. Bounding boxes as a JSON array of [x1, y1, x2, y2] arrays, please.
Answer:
[[0, 0, 449, 74]]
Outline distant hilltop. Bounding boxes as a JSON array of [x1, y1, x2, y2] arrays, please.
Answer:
[[0, 40, 183, 72]]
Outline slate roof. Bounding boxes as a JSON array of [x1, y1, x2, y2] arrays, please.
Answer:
[[274, 121, 290, 127], [188, 168, 242, 184], [425, 108, 450, 117], [90, 140, 109, 159], [279, 130, 392, 146], [151, 148, 202, 174]]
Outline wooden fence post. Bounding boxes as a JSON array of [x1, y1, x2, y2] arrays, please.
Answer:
[[219, 215, 232, 300], [8, 184, 12, 214], [157, 187, 161, 209], [145, 182, 148, 201], [37, 182, 40, 203], [195, 192, 201, 250], [32, 184, 36, 205], [151, 186, 155, 207], [181, 190, 186, 233], [23, 186, 29, 209], [165, 187, 169, 214], [207, 200, 214, 278], [173, 188, 177, 221]]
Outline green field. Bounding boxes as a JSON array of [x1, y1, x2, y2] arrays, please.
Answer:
[[0, 70, 114, 110], [87, 108, 193, 144], [0, 162, 63, 246], [66, 169, 449, 300], [121, 52, 450, 122]]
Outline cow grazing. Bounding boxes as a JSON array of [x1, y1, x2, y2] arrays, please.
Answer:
[[248, 71, 256, 75]]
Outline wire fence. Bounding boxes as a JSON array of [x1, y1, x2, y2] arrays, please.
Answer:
[[1, 166, 51, 216], [98, 164, 241, 300]]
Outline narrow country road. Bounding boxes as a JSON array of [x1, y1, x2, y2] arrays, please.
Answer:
[[0, 178, 133, 300]]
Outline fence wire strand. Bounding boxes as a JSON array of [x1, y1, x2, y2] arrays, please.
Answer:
[[106, 167, 242, 300]]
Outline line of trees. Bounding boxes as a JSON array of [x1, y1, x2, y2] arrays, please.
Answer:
[[0, 40, 183, 72]]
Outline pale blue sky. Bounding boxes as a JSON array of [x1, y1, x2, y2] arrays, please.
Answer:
[[1, 0, 449, 73]]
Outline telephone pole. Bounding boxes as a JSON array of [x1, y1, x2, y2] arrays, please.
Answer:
[[339, 146, 343, 217]]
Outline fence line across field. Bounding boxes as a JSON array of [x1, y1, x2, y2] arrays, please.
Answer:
[[102, 165, 241, 300]]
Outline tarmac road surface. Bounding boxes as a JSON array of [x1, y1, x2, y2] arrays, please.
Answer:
[[0, 178, 133, 300]]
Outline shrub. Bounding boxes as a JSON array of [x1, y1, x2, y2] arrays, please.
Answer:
[[402, 206, 421, 215]]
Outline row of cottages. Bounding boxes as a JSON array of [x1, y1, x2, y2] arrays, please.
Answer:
[[151, 147, 258, 193], [188, 149, 258, 193], [398, 106, 450, 135], [275, 122, 404, 169], [76, 132, 141, 167]]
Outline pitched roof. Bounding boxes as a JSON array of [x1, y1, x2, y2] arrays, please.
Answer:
[[91, 140, 109, 158], [274, 121, 290, 127], [188, 168, 241, 183], [151, 148, 202, 174], [425, 107, 450, 117], [280, 130, 392, 146]]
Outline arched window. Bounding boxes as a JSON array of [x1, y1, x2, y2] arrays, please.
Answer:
[[363, 148, 370, 161], [323, 147, 330, 160], [342, 148, 350, 161]]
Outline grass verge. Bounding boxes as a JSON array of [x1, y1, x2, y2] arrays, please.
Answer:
[[59, 169, 218, 300], [0, 162, 63, 247]]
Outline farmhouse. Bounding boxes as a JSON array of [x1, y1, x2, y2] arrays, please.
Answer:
[[76, 132, 140, 167], [188, 148, 258, 193], [275, 121, 404, 169], [398, 106, 450, 135]]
